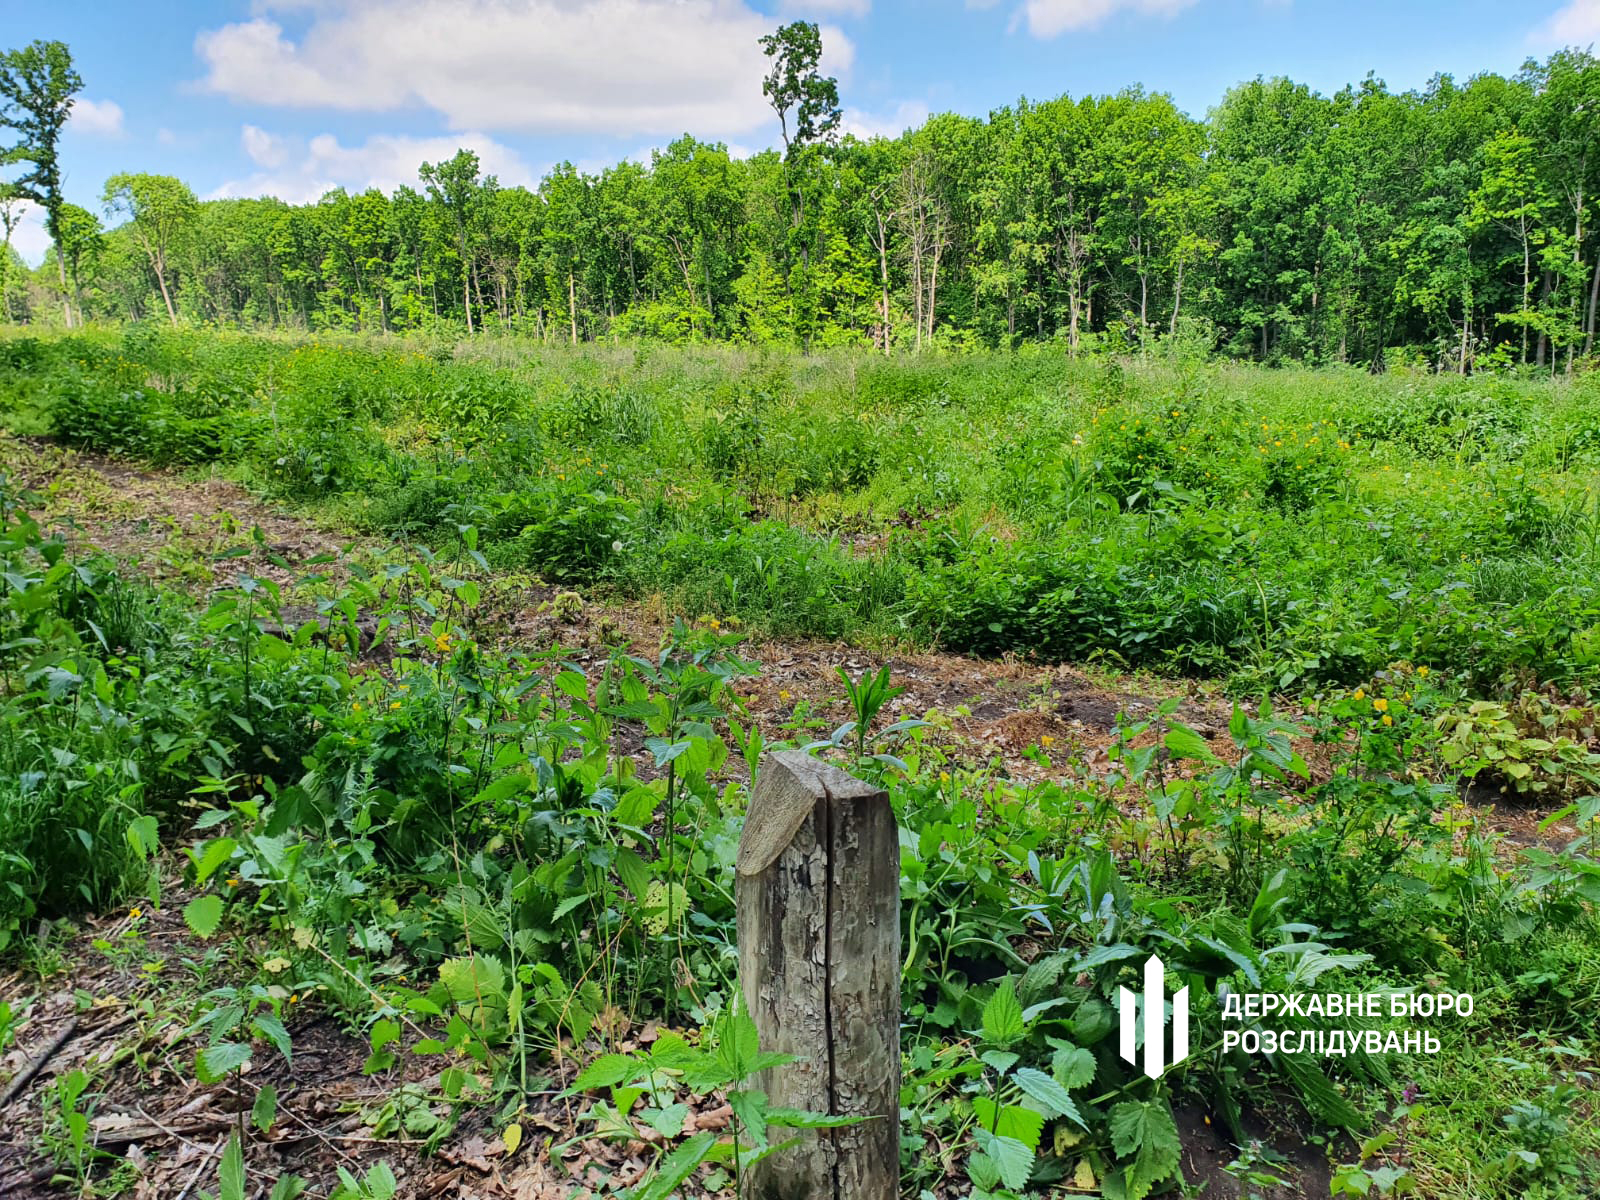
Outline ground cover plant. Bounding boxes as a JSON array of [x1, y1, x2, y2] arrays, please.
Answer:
[[7, 327, 1600, 695], [0, 331, 1597, 1200]]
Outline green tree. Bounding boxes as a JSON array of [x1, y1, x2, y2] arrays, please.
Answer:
[[759, 19, 843, 332], [419, 149, 490, 333], [1466, 129, 1550, 363], [102, 172, 198, 326], [53, 201, 101, 324], [0, 39, 82, 325], [0, 181, 22, 321]]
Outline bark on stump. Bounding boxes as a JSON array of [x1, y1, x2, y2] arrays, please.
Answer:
[[736, 750, 900, 1200]]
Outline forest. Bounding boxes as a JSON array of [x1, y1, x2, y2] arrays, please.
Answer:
[[3, 36, 1600, 370]]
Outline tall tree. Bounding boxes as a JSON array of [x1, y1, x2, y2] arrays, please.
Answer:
[[0, 181, 21, 321], [0, 40, 82, 325], [102, 173, 197, 326], [760, 21, 841, 231], [53, 200, 100, 325], [420, 150, 489, 333]]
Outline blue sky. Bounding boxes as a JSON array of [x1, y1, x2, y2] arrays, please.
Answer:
[[5, 0, 1597, 262]]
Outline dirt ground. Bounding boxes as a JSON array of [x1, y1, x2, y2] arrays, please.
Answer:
[[0, 439, 1584, 1199]]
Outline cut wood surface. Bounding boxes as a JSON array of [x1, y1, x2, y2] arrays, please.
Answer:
[[737, 750, 900, 1200]]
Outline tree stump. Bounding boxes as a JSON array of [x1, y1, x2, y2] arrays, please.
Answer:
[[736, 750, 901, 1200]]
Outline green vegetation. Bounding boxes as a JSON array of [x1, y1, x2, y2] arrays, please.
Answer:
[[0, 329, 1597, 1197], [8, 328, 1600, 695]]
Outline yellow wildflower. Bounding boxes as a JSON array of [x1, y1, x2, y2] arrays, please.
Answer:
[[1373, 698, 1389, 713], [939, 771, 951, 784], [1417, 666, 1429, 678], [1381, 714, 1394, 727], [1041, 735, 1055, 747], [1353, 688, 1366, 700]]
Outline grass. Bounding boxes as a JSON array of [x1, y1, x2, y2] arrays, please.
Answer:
[[5, 326, 1600, 695]]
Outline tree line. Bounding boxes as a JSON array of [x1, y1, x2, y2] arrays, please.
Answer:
[[5, 30, 1600, 369]]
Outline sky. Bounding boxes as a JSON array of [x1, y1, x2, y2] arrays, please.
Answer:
[[3, 0, 1598, 264]]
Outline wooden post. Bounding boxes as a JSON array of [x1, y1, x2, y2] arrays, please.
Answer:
[[736, 750, 900, 1200]]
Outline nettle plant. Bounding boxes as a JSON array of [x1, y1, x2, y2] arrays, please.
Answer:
[[563, 997, 859, 1199]]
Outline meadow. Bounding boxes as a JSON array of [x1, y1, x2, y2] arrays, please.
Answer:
[[0, 328, 1598, 1200]]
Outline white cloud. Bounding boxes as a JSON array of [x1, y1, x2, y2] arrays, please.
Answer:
[[1013, 0, 1197, 37], [196, 0, 855, 139], [840, 99, 930, 141], [210, 127, 539, 204], [780, 0, 870, 16], [241, 124, 290, 168], [1532, 0, 1600, 44], [71, 97, 125, 137], [3, 200, 51, 267]]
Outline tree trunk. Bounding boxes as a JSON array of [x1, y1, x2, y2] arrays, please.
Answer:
[[1520, 217, 1532, 365], [56, 251, 72, 328], [875, 212, 890, 357], [1536, 270, 1552, 369], [1170, 259, 1184, 339], [568, 271, 578, 345], [153, 256, 179, 327], [737, 751, 900, 1200], [1584, 248, 1600, 357]]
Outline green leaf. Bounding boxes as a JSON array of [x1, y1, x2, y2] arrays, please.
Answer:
[[971, 1126, 1034, 1192], [728, 1089, 770, 1150], [267, 1175, 308, 1200], [973, 1097, 1045, 1152], [438, 956, 505, 1005], [979, 1049, 1021, 1075], [981, 978, 1025, 1047], [1012, 1066, 1087, 1129], [614, 848, 651, 900], [630, 1132, 716, 1200], [765, 1108, 865, 1129], [196, 1041, 252, 1084], [471, 773, 531, 808], [642, 1103, 689, 1138], [362, 1161, 398, 1200], [1276, 1052, 1366, 1129], [1109, 1100, 1182, 1200], [126, 815, 160, 860], [1073, 943, 1146, 972], [1163, 722, 1220, 764], [369, 1018, 400, 1052], [567, 1053, 635, 1093], [219, 1134, 245, 1200], [1051, 1043, 1097, 1090], [253, 1013, 292, 1063], [252, 1083, 278, 1134], [184, 894, 225, 939], [191, 836, 238, 885]]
